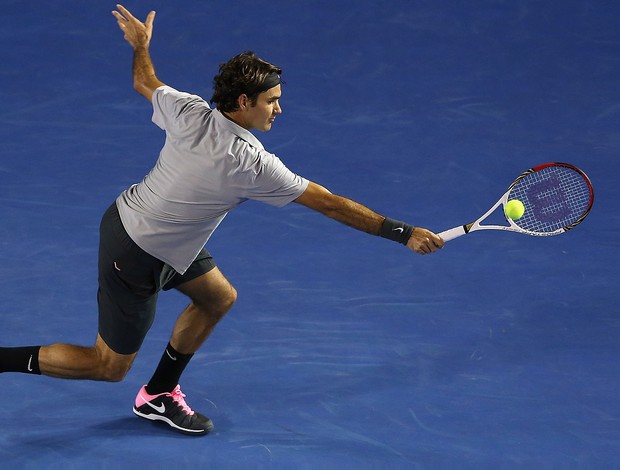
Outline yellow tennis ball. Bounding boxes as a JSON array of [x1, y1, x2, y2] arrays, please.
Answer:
[[505, 199, 525, 220]]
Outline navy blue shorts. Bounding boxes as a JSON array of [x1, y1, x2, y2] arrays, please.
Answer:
[[97, 203, 216, 355]]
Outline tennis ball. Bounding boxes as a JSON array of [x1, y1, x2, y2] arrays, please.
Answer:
[[505, 199, 525, 220]]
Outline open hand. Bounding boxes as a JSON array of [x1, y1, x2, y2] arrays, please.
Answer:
[[112, 4, 155, 49]]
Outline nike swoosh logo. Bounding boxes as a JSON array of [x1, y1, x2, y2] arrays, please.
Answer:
[[145, 400, 166, 413], [393, 227, 404, 233], [27, 355, 33, 372], [165, 349, 177, 361]]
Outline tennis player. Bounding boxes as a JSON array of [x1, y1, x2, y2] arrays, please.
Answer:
[[0, 5, 443, 436]]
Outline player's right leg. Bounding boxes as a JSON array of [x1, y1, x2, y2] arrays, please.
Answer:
[[1, 201, 149, 381], [38, 334, 136, 381], [0, 334, 135, 381]]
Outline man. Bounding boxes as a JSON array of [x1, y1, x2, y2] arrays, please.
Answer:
[[0, 5, 443, 436]]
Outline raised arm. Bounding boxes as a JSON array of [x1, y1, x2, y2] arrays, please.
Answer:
[[295, 181, 444, 255], [112, 4, 165, 102]]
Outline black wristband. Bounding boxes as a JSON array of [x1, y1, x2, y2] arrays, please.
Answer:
[[379, 217, 415, 245]]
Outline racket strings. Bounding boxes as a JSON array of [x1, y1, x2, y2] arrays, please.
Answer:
[[509, 166, 592, 233]]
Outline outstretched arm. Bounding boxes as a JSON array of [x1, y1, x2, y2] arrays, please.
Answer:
[[112, 4, 165, 102], [295, 181, 444, 255]]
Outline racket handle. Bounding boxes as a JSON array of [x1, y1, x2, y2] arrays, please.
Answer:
[[438, 226, 466, 242]]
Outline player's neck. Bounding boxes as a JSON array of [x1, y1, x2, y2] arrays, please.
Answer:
[[222, 110, 249, 130]]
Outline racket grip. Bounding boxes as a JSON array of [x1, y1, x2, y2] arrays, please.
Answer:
[[438, 226, 466, 242]]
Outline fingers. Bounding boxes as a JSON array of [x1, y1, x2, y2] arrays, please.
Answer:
[[408, 228, 444, 255], [112, 5, 155, 29], [115, 4, 136, 21], [112, 5, 155, 47], [111, 10, 125, 25], [145, 10, 156, 30], [112, 5, 132, 33], [432, 233, 445, 250], [416, 240, 439, 255]]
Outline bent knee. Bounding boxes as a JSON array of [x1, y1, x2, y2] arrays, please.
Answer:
[[95, 357, 131, 382], [94, 343, 134, 382], [221, 284, 238, 313], [98, 360, 132, 382], [195, 285, 237, 317], [225, 285, 238, 310], [211, 286, 237, 317]]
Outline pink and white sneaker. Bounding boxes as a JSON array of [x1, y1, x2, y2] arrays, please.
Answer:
[[133, 384, 214, 436]]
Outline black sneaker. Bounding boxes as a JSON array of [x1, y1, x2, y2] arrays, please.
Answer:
[[133, 384, 214, 436]]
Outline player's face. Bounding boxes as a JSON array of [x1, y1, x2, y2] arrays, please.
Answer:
[[248, 85, 282, 132]]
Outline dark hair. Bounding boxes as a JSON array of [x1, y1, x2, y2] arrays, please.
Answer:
[[211, 51, 282, 112]]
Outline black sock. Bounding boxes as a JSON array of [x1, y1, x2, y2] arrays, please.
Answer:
[[0, 346, 41, 374], [145, 343, 193, 395]]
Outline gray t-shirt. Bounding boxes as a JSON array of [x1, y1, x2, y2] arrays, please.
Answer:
[[117, 86, 309, 274]]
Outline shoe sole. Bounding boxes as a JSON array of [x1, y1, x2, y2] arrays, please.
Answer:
[[133, 407, 214, 436]]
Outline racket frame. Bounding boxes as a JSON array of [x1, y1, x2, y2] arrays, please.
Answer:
[[439, 162, 594, 242]]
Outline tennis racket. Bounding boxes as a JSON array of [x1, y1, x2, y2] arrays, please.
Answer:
[[438, 162, 594, 241]]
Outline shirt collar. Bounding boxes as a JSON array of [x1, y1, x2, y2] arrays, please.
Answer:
[[212, 108, 264, 151]]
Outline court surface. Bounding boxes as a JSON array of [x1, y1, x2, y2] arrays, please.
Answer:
[[1, 1, 618, 467]]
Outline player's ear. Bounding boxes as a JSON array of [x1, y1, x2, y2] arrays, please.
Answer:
[[238, 94, 249, 110]]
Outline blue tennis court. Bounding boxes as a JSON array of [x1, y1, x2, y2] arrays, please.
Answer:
[[1, 0, 618, 467]]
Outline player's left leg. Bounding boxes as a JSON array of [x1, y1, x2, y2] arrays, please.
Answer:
[[170, 267, 237, 354], [133, 256, 236, 436]]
